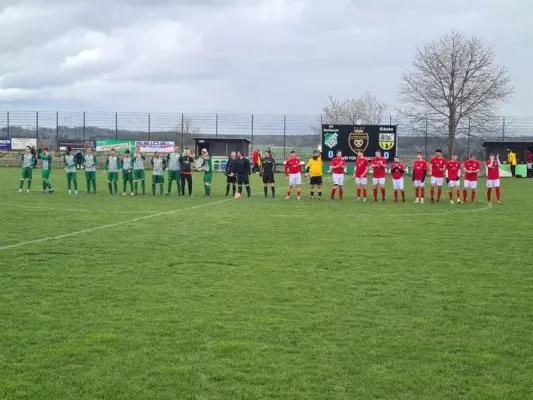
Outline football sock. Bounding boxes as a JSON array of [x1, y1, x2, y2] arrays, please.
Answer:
[[226, 184, 230, 196], [287, 189, 291, 197], [430, 187, 435, 200], [42, 181, 46, 191], [271, 186, 275, 197], [141, 180, 146, 194], [238, 185, 243, 194], [92, 179, 96, 193], [496, 187, 501, 201], [363, 188, 367, 198], [27, 180, 32, 189], [471, 190, 476, 202], [381, 188, 386, 200], [310, 190, 314, 197], [113, 182, 117, 194], [86, 179, 91, 193], [437, 187, 442, 201], [168, 181, 173, 194], [331, 187, 337, 199], [206, 185, 211, 196], [129, 181, 133, 193], [487, 188, 492, 201], [160, 183, 164, 195], [456, 189, 460, 199], [232, 185, 236, 196], [108, 182, 113, 194], [357, 188, 361, 197], [421, 188, 425, 198], [401, 190, 405, 201], [318, 190, 321, 198], [264, 186, 268, 197], [67, 179, 71, 191], [394, 190, 398, 201], [297, 189, 301, 197], [449, 191, 453, 200], [415, 188, 420, 198], [152, 183, 156, 195], [373, 188, 377, 200], [338, 188, 343, 199], [463, 189, 468, 202], [134, 182, 138, 194], [246, 185, 251, 197], [19, 180, 24, 189]]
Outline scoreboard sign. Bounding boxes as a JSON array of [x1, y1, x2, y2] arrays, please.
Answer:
[[322, 125, 397, 161]]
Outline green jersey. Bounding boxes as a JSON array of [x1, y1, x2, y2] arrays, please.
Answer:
[[166, 152, 181, 171], [64, 154, 76, 173], [20, 153, 36, 168], [132, 153, 145, 170], [39, 153, 52, 171], [151, 157, 166, 176], [83, 154, 97, 172], [105, 155, 119, 172], [202, 156, 213, 174], [121, 156, 133, 170]]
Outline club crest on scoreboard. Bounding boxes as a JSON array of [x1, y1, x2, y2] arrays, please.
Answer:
[[348, 127, 369, 153], [324, 132, 338, 149], [379, 132, 395, 150]]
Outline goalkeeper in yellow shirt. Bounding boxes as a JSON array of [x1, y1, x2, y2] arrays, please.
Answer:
[[306, 150, 324, 199]]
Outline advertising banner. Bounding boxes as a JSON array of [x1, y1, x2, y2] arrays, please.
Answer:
[[96, 140, 136, 153], [135, 141, 175, 153], [11, 138, 37, 150], [0, 138, 11, 150], [59, 140, 94, 151]]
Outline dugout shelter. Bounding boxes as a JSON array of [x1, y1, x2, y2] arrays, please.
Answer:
[[482, 141, 533, 176], [193, 137, 251, 158]]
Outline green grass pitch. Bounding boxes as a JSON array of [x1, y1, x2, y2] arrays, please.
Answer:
[[1, 167, 532, 399]]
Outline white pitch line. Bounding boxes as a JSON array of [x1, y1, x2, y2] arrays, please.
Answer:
[[0, 198, 233, 251]]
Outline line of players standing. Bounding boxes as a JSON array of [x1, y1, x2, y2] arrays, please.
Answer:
[[236, 148, 502, 204]]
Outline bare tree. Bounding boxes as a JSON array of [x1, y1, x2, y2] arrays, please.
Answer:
[[322, 92, 387, 125], [399, 31, 513, 158], [173, 116, 200, 150]]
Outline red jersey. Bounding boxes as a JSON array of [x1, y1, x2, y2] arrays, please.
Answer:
[[464, 159, 481, 181], [446, 160, 461, 180], [372, 157, 387, 178], [284, 158, 301, 175], [252, 150, 260, 164], [486, 160, 500, 180], [412, 159, 428, 181], [430, 157, 447, 178], [390, 162, 405, 180], [355, 157, 369, 178], [331, 157, 346, 174]]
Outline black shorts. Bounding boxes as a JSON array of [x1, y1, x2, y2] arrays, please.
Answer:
[[310, 176, 323, 186], [237, 173, 249, 185], [262, 173, 274, 184], [226, 174, 236, 184]]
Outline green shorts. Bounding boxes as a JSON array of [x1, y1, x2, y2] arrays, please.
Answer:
[[21, 167, 33, 180], [85, 171, 96, 180], [122, 170, 133, 182], [203, 173, 213, 184], [152, 175, 164, 184], [42, 170, 51, 181], [66, 172, 77, 181], [107, 172, 119, 182], [168, 170, 179, 181], [133, 169, 145, 180]]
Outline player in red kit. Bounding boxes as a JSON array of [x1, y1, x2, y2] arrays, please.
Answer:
[[284, 150, 302, 200], [430, 149, 447, 203], [353, 150, 368, 201], [463, 154, 481, 203], [446, 153, 462, 204], [390, 156, 406, 203], [371, 150, 387, 202], [412, 152, 428, 203], [486, 153, 501, 204], [330, 150, 346, 200]]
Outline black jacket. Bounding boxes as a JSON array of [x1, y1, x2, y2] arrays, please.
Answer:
[[235, 157, 251, 175]]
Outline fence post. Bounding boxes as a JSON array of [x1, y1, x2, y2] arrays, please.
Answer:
[[467, 117, 471, 156], [56, 112, 59, 151], [115, 112, 118, 140], [251, 114, 254, 148], [424, 116, 428, 160], [502, 116, 505, 142], [283, 114, 286, 159], [215, 113, 219, 137], [36, 111, 39, 141], [6, 111, 9, 138], [390, 115, 392, 125], [181, 113, 184, 148], [83, 112, 86, 141], [148, 113, 151, 141]]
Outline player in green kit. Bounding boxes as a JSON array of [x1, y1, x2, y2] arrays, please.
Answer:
[[151, 152, 166, 195], [38, 148, 54, 194], [198, 148, 213, 198], [120, 150, 134, 196], [83, 147, 97, 194], [132, 147, 146, 195], [19, 145, 37, 192], [166, 144, 181, 196], [63, 147, 78, 194], [104, 148, 120, 195]]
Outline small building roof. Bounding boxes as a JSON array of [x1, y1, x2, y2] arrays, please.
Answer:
[[192, 137, 251, 143]]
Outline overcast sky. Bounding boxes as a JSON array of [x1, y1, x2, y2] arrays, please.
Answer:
[[0, 0, 531, 116]]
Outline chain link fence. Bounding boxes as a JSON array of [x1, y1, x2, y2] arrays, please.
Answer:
[[0, 111, 532, 160]]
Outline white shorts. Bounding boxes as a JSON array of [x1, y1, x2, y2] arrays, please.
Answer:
[[431, 177, 444, 186], [332, 173, 344, 186], [355, 177, 367, 185], [487, 179, 500, 188], [373, 177, 385, 186], [393, 178, 404, 190], [414, 180, 425, 188], [288, 173, 302, 186], [448, 179, 460, 188], [464, 180, 477, 189]]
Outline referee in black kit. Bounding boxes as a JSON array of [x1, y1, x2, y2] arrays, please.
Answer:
[[225, 151, 238, 197], [236, 151, 251, 197], [260, 150, 276, 198]]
